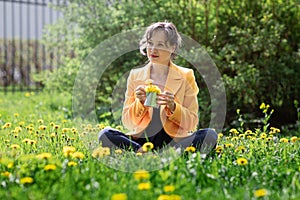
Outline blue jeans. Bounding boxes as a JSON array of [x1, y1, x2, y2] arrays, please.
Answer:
[[98, 127, 218, 153]]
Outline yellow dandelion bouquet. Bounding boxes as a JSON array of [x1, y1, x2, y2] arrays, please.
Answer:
[[144, 79, 161, 108]]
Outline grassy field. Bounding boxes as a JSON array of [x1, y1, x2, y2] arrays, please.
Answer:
[[0, 92, 299, 200]]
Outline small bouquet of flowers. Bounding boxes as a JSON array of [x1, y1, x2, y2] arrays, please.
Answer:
[[144, 79, 161, 108]]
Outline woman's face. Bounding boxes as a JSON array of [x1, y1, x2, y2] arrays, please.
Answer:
[[146, 30, 175, 66]]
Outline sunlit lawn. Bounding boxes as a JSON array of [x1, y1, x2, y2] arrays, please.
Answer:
[[0, 92, 299, 200]]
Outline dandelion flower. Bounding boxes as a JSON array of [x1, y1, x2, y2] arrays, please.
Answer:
[[163, 185, 175, 192], [1, 171, 11, 178], [134, 169, 150, 181], [184, 146, 196, 153], [279, 138, 289, 143], [68, 161, 77, 167], [225, 143, 234, 148], [3, 122, 12, 128], [259, 103, 266, 110], [63, 146, 76, 157], [20, 177, 34, 184], [10, 144, 20, 149], [254, 188, 268, 198], [115, 149, 123, 154], [37, 119, 44, 124], [111, 193, 127, 200], [44, 164, 57, 171], [72, 152, 85, 159], [229, 128, 239, 135], [157, 195, 170, 200], [290, 136, 298, 143], [215, 146, 223, 153], [138, 182, 151, 190], [270, 127, 280, 133], [36, 153, 52, 160], [236, 158, 248, 166], [54, 125, 60, 129], [92, 147, 110, 158], [235, 146, 246, 153], [218, 133, 223, 139], [142, 142, 154, 152]]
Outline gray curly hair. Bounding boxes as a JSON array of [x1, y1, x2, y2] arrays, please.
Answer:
[[139, 21, 182, 60]]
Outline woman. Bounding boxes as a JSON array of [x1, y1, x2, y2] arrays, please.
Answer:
[[99, 22, 217, 153]]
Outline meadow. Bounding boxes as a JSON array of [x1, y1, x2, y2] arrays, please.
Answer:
[[0, 92, 299, 200]]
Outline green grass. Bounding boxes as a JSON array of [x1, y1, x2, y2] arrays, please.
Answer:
[[0, 92, 299, 200]]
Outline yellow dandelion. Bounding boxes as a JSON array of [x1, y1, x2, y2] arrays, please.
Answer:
[[235, 146, 246, 153], [231, 137, 239, 141], [169, 195, 181, 200], [142, 142, 154, 152], [72, 152, 85, 159], [50, 132, 56, 138], [245, 130, 253, 135], [218, 133, 223, 139], [44, 164, 57, 171], [10, 144, 20, 149], [145, 79, 161, 93], [270, 127, 280, 133], [63, 146, 76, 157], [157, 195, 170, 200], [163, 185, 175, 192], [14, 127, 22, 133], [25, 92, 30, 97], [92, 147, 110, 158], [254, 188, 268, 198], [290, 136, 298, 143], [265, 137, 273, 142], [14, 113, 19, 117], [134, 169, 150, 181], [136, 152, 143, 156], [138, 182, 151, 190], [67, 161, 77, 167], [38, 125, 46, 130], [7, 162, 14, 169], [20, 177, 34, 184], [279, 138, 289, 143], [184, 146, 196, 153], [225, 143, 234, 148], [36, 153, 52, 159], [62, 128, 69, 133], [3, 122, 12, 128], [18, 121, 25, 127], [215, 145, 223, 153], [229, 128, 239, 135], [37, 119, 44, 124], [54, 125, 60, 129], [22, 138, 30, 143], [260, 133, 267, 139], [239, 134, 245, 139], [236, 158, 248, 166], [115, 149, 123, 154], [1, 171, 11, 178], [259, 103, 266, 110], [111, 193, 127, 200]]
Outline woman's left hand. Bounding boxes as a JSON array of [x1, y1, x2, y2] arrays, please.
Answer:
[[157, 91, 176, 112]]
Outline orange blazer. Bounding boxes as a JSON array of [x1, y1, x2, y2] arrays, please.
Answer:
[[122, 61, 199, 139]]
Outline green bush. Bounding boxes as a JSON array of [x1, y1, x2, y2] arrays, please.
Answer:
[[39, 0, 300, 129]]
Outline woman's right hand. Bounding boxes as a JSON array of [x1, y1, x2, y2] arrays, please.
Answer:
[[135, 85, 146, 104]]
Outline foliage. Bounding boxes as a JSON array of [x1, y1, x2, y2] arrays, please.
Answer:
[[0, 92, 300, 199], [40, 0, 300, 128]]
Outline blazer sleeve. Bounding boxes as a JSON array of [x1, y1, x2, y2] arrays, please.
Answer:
[[165, 69, 199, 133], [121, 70, 150, 131]]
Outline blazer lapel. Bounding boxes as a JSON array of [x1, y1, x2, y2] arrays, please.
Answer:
[[164, 62, 183, 95]]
